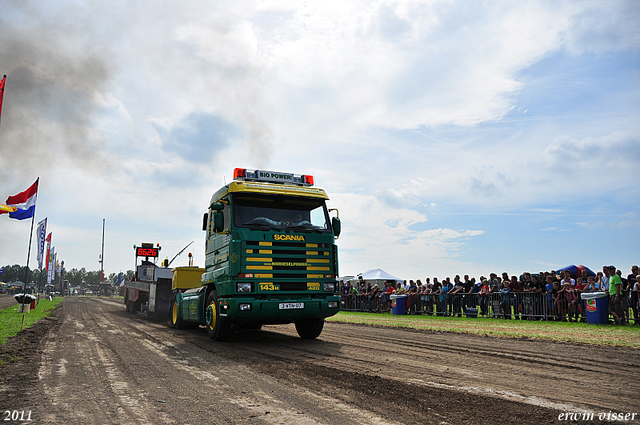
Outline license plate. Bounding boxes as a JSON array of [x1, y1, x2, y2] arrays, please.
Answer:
[[279, 302, 304, 310]]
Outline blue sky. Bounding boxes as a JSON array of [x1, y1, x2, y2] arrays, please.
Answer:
[[1, 0, 638, 281]]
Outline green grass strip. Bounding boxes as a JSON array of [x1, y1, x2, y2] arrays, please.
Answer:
[[327, 311, 640, 348], [0, 297, 65, 345]]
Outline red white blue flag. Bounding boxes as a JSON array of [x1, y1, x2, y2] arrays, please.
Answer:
[[2, 179, 39, 220]]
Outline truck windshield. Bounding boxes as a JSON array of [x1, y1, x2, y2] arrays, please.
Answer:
[[233, 193, 331, 232]]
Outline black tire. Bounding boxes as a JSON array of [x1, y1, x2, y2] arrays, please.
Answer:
[[205, 290, 231, 341], [126, 298, 132, 313], [295, 319, 324, 339], [170, 298, 186, 329]]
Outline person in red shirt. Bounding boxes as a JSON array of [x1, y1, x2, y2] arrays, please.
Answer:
[[479, 278, 491, 317], [383, 280, 395, 312], [574, 277, 587, 322], [510, 276, 523, 320]]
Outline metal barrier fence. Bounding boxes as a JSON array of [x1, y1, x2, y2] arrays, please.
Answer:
[[340, 291, 640, 323]]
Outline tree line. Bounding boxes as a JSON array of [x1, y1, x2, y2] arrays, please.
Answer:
[[0, 264, 135, 287]]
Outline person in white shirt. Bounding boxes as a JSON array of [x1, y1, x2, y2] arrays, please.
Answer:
[[599, 266, 610, 293], [561, 270, 575, 287]]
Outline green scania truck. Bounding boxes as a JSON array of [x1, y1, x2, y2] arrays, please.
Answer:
[[170, 168, 342, 341]]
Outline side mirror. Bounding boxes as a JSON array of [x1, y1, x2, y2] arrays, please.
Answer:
[[214, 211, 225, 233], [210, 203, 224, 211], [332, 217, 341, 238], [202, 213, 208, 231]]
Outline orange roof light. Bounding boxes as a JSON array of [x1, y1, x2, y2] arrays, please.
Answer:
[[234, 168, 246, 179]]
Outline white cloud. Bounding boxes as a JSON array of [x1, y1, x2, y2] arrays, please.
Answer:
[[1, 0, 639, 278], [564, 0, 640, 54], [332, 192, 483, 278]]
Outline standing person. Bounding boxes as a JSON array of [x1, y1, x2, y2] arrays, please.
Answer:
[[342, 280, 351, 310], [489, 275, 502, 317], [545, 276, 556, 320], [608, 266, 624, 325], [378, 281, 389, 312], [574, 277, 587, 322], [438, 281, 450, 317], [369, 283, 380, 312], [510, 276, 523, 320], [584, 275, 600, 292], [521, 272, 534, 320], [499, 280, 511, 319], [629, 266, 639, 324], [463, 275, 474, 312], [450, 276, 463, 317], [560, 282, 578, 321], [407, 280, 418, 314], [479, 278, 490, 317], [530, 274, 545, 319], [423, 278, 433, 315], [432, 278, 441, 315], [466, 277, 478, 312], [443, 277, 453, 316], [633, 271, 640, 326], [562, 270, 575, 286], [551, 281, 562, 321], [600, 266, 610, 294], [617, 270, 630, 323], [417, 280, 428, 314], [580, 269, 589, 286], [489, 274, 501, 293]]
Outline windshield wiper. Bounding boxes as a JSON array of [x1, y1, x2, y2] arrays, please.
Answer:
[[287, 225, 324, 233]]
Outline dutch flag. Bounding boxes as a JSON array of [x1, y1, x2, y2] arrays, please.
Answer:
[[3, 179, 38, 220]]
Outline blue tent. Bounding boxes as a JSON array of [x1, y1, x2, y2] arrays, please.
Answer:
[[556, 265, 596, 278]]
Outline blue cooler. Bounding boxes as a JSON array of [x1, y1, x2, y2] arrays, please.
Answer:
[[582, 292, 609, 324], [390, 295, 407, 315]]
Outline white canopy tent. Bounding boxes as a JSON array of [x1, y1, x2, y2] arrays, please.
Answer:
[[338, 276, 356, 285], [350, 268, 404, 288]]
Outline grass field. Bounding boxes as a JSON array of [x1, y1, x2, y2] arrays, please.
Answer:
[[327, 311, 640, 348], [0, 297, 64, 346]]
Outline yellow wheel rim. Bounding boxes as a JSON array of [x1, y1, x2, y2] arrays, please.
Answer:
[[172, 302, 178, 324], [207, 301, 217, 330]]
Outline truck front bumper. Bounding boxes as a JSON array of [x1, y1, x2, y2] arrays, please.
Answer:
[[219, 295, 341, 324]]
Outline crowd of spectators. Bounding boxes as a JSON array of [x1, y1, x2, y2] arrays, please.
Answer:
[[340, 265, 640, 325]]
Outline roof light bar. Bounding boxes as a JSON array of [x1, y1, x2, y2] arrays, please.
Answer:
[[233, 168, 314, 186]]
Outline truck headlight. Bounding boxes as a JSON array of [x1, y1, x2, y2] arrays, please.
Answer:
[[238, 303, 252, 311], [328, 301, 338, 308], [236, 282, 253, 293], [324, 283, 335, 292]]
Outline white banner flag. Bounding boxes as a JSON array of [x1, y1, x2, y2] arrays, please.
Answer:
[[36, 218, 47, 269], [47, 247, 55, 284]]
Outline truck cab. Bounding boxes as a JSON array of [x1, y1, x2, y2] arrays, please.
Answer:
[[172, 168, 341, 340]]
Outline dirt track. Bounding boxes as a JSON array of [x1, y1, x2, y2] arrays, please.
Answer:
[[1, 297, 638, 424]]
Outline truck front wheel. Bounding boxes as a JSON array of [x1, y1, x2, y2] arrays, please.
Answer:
[[205, 291, 231, 341], [295, 319, 324, 339]]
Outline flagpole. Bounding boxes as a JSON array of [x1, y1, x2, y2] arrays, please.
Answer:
[[21, 177, 39, 331]]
